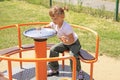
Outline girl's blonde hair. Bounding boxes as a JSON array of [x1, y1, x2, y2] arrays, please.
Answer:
[[49, 6, 68, 17]]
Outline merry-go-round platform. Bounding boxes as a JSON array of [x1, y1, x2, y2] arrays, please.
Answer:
[[0, 22, 99, 80]]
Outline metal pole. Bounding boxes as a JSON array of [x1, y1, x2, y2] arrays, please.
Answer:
[[34, 39, 47, 80], [50, 0, 52, 7], [115, 0, 119, 21]]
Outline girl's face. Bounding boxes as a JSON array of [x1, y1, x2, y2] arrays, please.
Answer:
[[50, 14, 64, 24]]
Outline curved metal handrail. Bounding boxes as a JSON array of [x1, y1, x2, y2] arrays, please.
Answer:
[[0, 54, 76, 80]]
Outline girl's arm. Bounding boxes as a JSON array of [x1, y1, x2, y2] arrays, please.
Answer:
[[36, 24, 51, 30], [43, 24, 51, 28]]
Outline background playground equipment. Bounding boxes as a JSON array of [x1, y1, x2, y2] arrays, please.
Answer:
[[0, 22, 99, 80]]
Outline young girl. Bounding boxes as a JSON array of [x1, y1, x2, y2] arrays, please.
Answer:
[[42, 6, 83, 80]]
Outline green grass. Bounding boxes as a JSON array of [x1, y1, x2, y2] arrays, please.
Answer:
[[0, 0, 120, 58], [0, 0, 50, 26]]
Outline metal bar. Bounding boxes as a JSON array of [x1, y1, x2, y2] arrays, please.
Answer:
[[16, 24, 23, 68], [115, 0, 119, 21], [90, 63, 94, 80], [50, 0, 52, 7], [71, 57, 77, 80], [34, 39, 47, 80], [7, 60, 12, 80]]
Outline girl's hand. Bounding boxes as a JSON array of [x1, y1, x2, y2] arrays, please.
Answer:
[[0, 72, 4, 76], [36, 26, 44, 30], [60, 36, 68, 43]]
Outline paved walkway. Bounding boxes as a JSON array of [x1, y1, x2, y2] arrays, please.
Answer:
[[81, 0, 120, 13], [57, 0, 120, 13]]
